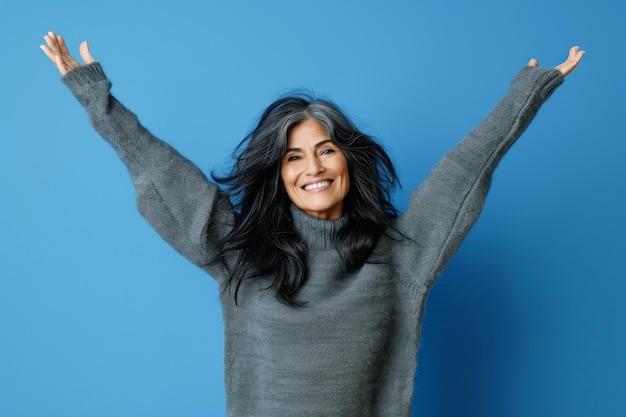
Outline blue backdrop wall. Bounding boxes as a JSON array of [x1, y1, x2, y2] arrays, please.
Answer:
[[1, 1, 624, 416]]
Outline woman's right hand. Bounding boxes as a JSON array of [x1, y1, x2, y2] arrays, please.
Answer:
[[40, 31, 95, 76]]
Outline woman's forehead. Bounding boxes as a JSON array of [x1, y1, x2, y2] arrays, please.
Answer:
[[286, 119, 330, 147]]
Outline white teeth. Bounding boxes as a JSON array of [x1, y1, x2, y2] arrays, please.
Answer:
[[303, 180, 332, 190]]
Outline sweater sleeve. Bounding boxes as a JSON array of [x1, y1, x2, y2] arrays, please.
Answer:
[[62, 63, 234, 282], [395, 66, 564, 286]]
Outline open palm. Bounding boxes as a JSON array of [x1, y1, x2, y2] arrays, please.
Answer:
[[40, 31, 95, 76]]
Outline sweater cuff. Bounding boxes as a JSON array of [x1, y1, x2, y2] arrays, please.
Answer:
[[61, 62, 107, 88], [514, 66, 565, 100]]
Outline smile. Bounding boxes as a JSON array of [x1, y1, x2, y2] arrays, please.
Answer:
[[302, 180, 333, 191]]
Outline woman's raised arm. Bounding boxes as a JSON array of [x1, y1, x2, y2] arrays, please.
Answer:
[[41, 32, 234, 283], [396, 46, 584, 287]]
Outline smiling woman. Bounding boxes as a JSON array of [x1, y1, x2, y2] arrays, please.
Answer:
[[211, 94, 400, 308], [40, 31, 583, 417]]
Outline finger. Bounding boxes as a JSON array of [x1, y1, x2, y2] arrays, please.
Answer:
[[79, 41, 96, 64], [43, 33, 60, 54], [567, 46, 580, 61], [47, 31, 61, 50], [527, 58, 538, 67], [39, 44, 57, 63], [58, 34, 70, 57], [572, 48, 585, 65], [54, 54, 69, 75]]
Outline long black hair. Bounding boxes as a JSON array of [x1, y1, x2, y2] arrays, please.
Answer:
[[212, 93, 399, 305]]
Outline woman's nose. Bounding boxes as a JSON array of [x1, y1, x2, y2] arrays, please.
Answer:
[[305, 156, 324, 175]]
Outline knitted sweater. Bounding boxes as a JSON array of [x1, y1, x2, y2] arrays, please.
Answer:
[[62, 63, 564, 416]]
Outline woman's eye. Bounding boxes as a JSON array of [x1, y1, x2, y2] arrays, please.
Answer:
[[320, 148, 335, 156], [287, 155, 301, 161]]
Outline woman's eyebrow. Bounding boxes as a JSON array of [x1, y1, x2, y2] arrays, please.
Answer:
[[314, 139, 332, 148], [285, 139, 332, 153]]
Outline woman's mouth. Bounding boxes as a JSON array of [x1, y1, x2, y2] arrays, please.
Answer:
[[302, 180, 333, 191]]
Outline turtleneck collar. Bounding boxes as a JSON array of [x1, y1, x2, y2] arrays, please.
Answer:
[[290, 205, 348, 250]]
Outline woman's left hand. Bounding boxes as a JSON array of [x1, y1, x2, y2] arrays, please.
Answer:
[[527, 46, 585, 77]]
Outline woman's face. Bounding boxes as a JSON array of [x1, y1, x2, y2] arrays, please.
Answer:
[[281, 118, 350, 220]]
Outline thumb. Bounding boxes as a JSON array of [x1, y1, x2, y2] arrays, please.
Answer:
[[527, 58, 538, 67], [79, 41, 96, 64]]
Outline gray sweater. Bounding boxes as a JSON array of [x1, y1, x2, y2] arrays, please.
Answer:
[[62, 63, 564, 416]]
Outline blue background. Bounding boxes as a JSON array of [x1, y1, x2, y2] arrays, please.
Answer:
[[1, 0, 624, 416]]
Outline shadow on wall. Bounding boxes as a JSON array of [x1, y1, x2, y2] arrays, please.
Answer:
[[412, 245, 525, 417]]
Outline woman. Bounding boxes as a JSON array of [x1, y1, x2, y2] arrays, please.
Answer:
[[41, 32, 583, 417]]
